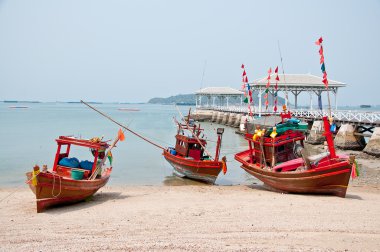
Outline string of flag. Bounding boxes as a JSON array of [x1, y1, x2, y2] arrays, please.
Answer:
[[264, 67, 272, 111], [274, 66, 279, 112], [241, 64, 253, 116], [315, 37, 328, 89]]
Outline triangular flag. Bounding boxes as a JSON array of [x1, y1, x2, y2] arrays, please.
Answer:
[[275, 66, 278, 73], [315, 36, 323, 45], [107, 151, 113, 165], [268, 67, 272, 74], [319, 46, 324, 55], [242, 70, 246, 76], [276, 75, 280, 81], [321, 63, 326, 72], [241, 64, 245, 69], [351, 160, 359, 179], [118, 128, 125, 141], [320, 55, 324, 64]]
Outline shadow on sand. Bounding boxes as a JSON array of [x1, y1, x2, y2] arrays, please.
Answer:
[[44, 191, 128, 214], [246, 183, 363, 199], [162, 175, 209, 186]]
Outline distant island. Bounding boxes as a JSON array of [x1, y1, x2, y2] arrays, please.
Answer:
[[148, 92, 286, 106], [148, 94, 196, 105]]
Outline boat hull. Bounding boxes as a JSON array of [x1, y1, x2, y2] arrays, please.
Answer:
[[26, 169, 111, 212], [235, 151, 352, 197], [163, 150, 222, 184]]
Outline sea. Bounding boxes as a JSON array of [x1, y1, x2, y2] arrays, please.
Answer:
[[0, 102, 252, 187]]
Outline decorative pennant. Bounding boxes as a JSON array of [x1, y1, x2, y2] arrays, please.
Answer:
[[265, 67, 271, 111], [315, 36, 323, 45], [241, 64, 253, 115], [316, 37, 329, 89], [273, 65, 279, 112]]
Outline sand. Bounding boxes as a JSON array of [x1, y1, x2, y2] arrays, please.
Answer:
[[0, 184, 379, 251], [1, 146, 380, 251]]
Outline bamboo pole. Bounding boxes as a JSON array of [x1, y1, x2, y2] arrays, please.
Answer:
[[89, 132, 122, 180], [81, 100, 165, 151]]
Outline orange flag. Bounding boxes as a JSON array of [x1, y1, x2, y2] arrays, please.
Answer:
[[118, 128, 125, 141], [222, 157, 227, 175]]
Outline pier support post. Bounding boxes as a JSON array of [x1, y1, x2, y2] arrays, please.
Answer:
[[227, 113, 236, 126], [334, 124, 365, 150], [234, 114, 242, 128], [221, 113, 229, 125], [216, 112, 223, 124], [211, 111, 218, 122], [363, 127, 380, 157]]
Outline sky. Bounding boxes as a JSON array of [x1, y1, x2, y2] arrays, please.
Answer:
[[0, 0, 379, 105]]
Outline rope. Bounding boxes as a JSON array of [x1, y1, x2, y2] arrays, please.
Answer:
[[51, 172, 62, 198], [81, 100, 165, 150], [0, 172, 39, 204]]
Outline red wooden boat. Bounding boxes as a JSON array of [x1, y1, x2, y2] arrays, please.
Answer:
[[163, 119, 227, 184], [26, 136, 115, 212], [235, 116, 354, 197]]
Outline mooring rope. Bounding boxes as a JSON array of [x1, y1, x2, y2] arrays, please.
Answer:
[[0, 173, 38, 204]]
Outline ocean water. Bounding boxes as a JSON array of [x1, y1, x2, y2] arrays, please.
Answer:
[[0, 102, 251, 187]]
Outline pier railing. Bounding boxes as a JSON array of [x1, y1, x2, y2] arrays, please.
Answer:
[[196, 105, 380, 125]]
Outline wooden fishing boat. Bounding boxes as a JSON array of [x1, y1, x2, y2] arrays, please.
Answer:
[[26, 136, 116, 212], [235, 116, 354, 197], [163, 119, 227, 184]]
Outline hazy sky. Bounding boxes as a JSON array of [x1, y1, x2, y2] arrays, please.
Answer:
[[0, 0, 379, 105]]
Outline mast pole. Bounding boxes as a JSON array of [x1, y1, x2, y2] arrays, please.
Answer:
[[81, 100, 165, 150]]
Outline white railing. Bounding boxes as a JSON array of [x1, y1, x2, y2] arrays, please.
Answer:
[[196, 105, 380, 124], [292, 109, 380, 124]]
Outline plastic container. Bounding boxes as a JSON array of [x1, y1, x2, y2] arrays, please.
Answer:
[[71, 169, 84, 180], [169, 148, 176, 155]]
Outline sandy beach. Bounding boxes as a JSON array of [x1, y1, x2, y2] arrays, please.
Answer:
[[1, 173, 380, 252], [1, 146, 379, 251]]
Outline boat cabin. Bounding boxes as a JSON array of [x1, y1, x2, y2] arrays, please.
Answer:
[[174, 134, 207, 160], [245, 130, 305, 168], [52, 136, 109, 179]]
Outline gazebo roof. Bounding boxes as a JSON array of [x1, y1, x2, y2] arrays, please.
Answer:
[[253, 74, 346, 88], [195, 87, 243, 96]]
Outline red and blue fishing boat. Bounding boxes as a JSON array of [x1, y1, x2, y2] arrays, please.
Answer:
[[26, 135, 119, 212], [163, 118, 227, 184], [235, 116, 355, 197]]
